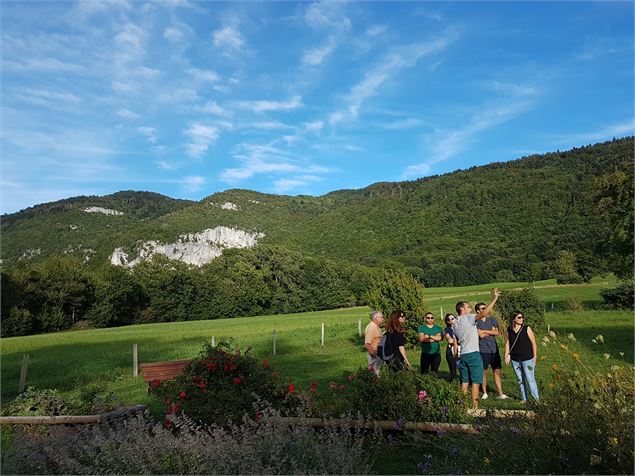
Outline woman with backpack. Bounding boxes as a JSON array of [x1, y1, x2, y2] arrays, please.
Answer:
[[385, 310, 412, 371]]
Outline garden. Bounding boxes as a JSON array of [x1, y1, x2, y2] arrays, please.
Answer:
[[1, 278, 633, 474]]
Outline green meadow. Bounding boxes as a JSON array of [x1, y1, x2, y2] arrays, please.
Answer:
[[1, 277, 632, 411]]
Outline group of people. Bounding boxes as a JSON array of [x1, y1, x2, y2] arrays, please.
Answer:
[[364, 289, 539, 408]]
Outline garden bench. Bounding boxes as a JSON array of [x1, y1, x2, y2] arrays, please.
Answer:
[[140, 359, 193, 382]]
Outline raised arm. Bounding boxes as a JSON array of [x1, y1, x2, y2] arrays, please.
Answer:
[[475, 288, 500, 322]]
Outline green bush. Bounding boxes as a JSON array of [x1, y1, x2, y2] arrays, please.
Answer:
[[3, 387, 70, 417], [1, 307, 34, 337], [600, 280, 634, 310], [341, 368, 469, 424], [367, 270, 427, 346], [36, 305, 71, 332], [149, 340, 300, 425], [496, 287, 545, 328]]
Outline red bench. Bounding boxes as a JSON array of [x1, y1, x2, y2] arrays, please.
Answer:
[[140, 359, 193, 382]]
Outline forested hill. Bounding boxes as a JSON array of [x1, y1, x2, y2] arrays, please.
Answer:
[[2, 137, 632, 286]]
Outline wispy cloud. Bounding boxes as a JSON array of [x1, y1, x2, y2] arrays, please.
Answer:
[[402, 100, 534, 179], [329, 32, 456, 126], [182, 175, 205, 192], [551, 119, 635, 145], [305, 1, 352, 31], [302, 40, 336, 66], [236, 95, 303, 113], [251, 121, 295, 130], [184, 122, 219, 158], [117, 108, 139, 120], [274, 174, 322, 193], [220, 142, 329, 183], [377, 117, 423, 129], [212, 22, 244, 53], [186, 68, 220, 82], [137, 126, 157, 144], [201, 100, 229, 116]]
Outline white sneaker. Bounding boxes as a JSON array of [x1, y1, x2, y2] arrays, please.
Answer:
[[498, 394, 509, 400], [481, 393, 488, 400]]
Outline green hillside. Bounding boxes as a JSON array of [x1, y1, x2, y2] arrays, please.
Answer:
[[2, 138, 633, 286]]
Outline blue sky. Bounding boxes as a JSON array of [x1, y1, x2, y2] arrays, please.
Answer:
[[1, 1, 633, 214]]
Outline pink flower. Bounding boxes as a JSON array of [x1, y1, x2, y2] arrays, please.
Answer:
[[418, 390, 427, 401], [198, 381, 206, 389], [346, 373, 357, 382], [288, 383, 295, 394], [179, 391, 187, 399], [309, 382, 318, 393]]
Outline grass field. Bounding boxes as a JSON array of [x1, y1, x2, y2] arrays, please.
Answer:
[[1, 277, 631, 411]]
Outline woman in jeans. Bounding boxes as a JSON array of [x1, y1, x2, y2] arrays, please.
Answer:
[[443, 313, 459, 382], [504, 311, 539, 402]]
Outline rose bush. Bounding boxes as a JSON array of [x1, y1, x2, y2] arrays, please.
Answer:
[[149, 340, 300, 425]]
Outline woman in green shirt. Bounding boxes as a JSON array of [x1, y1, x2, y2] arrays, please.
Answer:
[[418, 312, 443, 375]]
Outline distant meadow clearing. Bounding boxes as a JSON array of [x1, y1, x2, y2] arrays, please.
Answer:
[[1, 277, 631, 409]]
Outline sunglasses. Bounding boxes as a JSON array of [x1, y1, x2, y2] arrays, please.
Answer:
[[425, 316, 434, 320], [476, 308, 485, 312], [515, 315, 524, 319]]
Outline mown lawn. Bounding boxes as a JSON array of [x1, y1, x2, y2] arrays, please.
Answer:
[[1, 277, 630, 410]]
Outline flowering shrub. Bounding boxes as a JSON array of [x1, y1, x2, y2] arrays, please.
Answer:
[[339, 367, 469, 424], [149, 340, 300, 425], [532, 331, 634, 474], [4, 412, 379, 475]]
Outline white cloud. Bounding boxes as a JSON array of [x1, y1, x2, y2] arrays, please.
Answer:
[[304, 120, 323, 132], [273, 174, 322, 194], [184, 122, 219, 158], [366, 25, 387, 37], [402, 100, 533, 179], [201, 100, 229, 116], [251, 121, 294, 130], [164, 26, 184, 43], [379, 117, 423, 129], [305, 1, 351, 31], [186, 68, 220, 82], [2, 57, 88, 74], [114, 23, 147, 64], [236, 95, 303, 113], [480, 80, 538, 97], [15, 88, 81, 107], [552, 119, 635, 145], [182, 175, 205, 192], [220, 142, 329, 183], [137, 126, 157, 143], [302, 41, 335, 66], [213, 23, 244, 52], [330, 33, 456, 126], [155, 160, 180, 171], [117, 108, 140, 119]]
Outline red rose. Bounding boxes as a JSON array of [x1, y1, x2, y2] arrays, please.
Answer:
[[288, 383, 295, 394], [233, 377, 241, 385], [179, 391, 187, 399], [207, 363, 216, 371], [163, 418, 173, 429], [150, 379, 161, 389], [309, 382, 318, 393], [262, 359, 270, 368], [198, 381, 206, 388]]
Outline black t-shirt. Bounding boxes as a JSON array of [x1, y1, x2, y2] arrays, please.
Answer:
[[388, 332, 406, 363]]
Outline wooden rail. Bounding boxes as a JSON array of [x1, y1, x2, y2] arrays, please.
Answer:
[[140, 359, 192, 382], [261, 416, 479, 434], [0, 405, 147, 426]]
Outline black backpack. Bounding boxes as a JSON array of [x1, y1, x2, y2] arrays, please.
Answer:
[[377, 333, 394, 362]]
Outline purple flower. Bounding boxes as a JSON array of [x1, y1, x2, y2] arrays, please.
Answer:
[[394, 417, 406, 430], [386, 433, 393, 443], [441, 406, 449, 415], [450, 446, 458, 456], [510, 426, 519, 434]]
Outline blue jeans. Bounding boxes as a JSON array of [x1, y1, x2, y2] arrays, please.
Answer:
[[511, 359, 539, 401]]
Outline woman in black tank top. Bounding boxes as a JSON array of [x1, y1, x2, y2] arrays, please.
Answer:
[[504, 311, 539, 402]]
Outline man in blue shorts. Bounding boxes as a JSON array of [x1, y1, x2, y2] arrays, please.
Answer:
[[475, 302, 508, 400], [454, 288, 500, 408]]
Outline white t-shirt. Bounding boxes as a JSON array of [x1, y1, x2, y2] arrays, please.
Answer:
[[453, 313, 480, 354]]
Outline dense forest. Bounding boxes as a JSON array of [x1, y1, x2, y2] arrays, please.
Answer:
[[1, 138, 633, 336]]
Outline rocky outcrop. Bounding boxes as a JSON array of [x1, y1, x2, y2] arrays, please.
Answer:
[[84, 207, 124, 216], [209, 202, 240, 210], [110, 226, 264, 268]]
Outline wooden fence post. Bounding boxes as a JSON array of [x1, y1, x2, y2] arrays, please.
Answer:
[[357, 319, 362, 337], [18, 353, 29, 394], [440, 306, 443, 318], [211, 336, 216, 347], [272, 329, 277, 356], [133, 344, 138, 379], [321, 322, 325, 347]]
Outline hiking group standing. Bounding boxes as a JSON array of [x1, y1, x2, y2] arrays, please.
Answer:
[[365, 287, 539, 407]]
